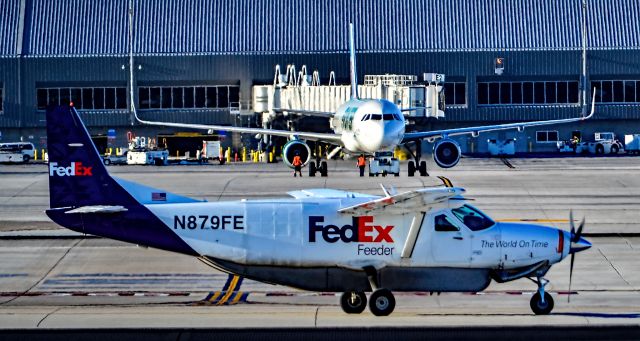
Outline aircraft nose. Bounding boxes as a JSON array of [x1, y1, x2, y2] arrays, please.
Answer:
[[359, 123, 385, 152], [570, 236, 592, 254]]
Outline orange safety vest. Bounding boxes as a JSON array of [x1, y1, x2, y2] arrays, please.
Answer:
[[292, 155, 302, 166], [357, 156, 366, 167]]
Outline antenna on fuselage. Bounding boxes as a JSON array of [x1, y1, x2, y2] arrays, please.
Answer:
[[349, 22, 359, 100]]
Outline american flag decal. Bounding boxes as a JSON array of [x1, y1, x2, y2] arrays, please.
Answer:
[[152, 192, 167, 201]]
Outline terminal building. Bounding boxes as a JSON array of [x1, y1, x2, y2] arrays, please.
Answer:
[[1, 0, 639, 154]]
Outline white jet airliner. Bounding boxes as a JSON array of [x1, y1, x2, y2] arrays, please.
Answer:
[[133, 24, 594, 176], [46, 105, 592, 316]]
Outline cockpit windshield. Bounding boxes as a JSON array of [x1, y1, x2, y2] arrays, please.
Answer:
[[362, 113, 400, 121], [451, 205, 495, 231]]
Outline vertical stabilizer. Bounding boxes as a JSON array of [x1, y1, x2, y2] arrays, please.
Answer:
[[349, 23, 358, 100]]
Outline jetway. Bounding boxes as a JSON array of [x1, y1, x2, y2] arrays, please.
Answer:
[[252, 65, 446, 126]]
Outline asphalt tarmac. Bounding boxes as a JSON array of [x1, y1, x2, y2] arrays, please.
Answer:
[[0, 156, 639, 330]]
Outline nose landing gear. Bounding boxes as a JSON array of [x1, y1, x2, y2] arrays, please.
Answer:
[[530, 277, 554, 315]]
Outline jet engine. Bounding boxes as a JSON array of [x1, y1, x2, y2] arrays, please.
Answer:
[[433, 139, 461, 168], [282, 140, 311, 168]]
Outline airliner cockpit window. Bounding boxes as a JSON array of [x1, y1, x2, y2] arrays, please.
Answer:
[[370, 114, 382, 120], [393, 113, 402, 120], [451, 205, 495, 231], [383, 114, 395, 120]]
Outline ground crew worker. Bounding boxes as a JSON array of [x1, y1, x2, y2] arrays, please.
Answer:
[[292, 151, 303, 177], [571, 135, 580, 151], [357, 154, 366, 177]]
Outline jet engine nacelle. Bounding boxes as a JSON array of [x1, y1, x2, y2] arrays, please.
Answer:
[[282, 140, 311, 168], [433, 139, 461, 168]]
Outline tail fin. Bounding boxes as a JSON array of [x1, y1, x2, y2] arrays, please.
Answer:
[[46, 105, 116, 209], [349, 22, 358, 100], [45, 105, 197, 255]]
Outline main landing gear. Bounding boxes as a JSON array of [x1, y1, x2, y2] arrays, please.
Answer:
[[340, 289, 396, 316], [308, 159, 328, 177], [340, 266, 396, 316], [404, 141, 428, 177], [529, 276, 554, 315]]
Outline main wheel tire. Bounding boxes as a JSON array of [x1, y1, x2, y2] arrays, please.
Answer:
[[419, 160, 427, 176], [309, 161, 317, 177], [369, 289, 396, 316], [408, 161, 416, 177], [611, 144, 619, 154], [320, 161, 328, 177], [530, 292, 554, 315], [596, 144, 605, 155], [340, 291, 367, 314]]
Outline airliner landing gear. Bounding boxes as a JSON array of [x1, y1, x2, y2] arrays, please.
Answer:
[[340, 291, 367, 314], [405, 141, 428, 177], [309, 160, 328, 177], [530, 277, 554, 315]]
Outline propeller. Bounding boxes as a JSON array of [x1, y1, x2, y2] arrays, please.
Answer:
[[568, 210, 589, 303]]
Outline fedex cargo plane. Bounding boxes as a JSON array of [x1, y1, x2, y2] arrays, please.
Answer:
[[46, 105, 590, 316]]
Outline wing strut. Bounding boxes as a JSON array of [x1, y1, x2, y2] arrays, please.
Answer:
[[401, 212, 426, 259]]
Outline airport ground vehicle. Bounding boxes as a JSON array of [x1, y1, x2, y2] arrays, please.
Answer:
[[126, 137, 168, 165], [576, 132, 623, 155], [0, 151, 24, 163], [624, 134, 640, 154], [102, 150, 128, 165], [201, 140, 225, 164], [0, 142, 35, 162], [368, 151, 400, 177], [46, 105, 592, 316]]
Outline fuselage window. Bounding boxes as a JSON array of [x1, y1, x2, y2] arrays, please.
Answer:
[[370, 114, 382, 120], [434, 214, 459, 232], [451, 205, 495, 231]]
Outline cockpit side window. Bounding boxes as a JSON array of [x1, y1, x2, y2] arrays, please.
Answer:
[[393, 113, 402, 121], [451, 205, 495, 231], [434, 214, 459, 232], [383, 114, 395, 120], [370, 114, 382, 120]]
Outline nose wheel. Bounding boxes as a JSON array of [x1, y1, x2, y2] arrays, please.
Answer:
[[529, 277, 554, 315]]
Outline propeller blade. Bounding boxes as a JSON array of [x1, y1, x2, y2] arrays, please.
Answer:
[[574, 218, 586, 242], [568, 252, 575, 303], [569, 210, 575, 238]]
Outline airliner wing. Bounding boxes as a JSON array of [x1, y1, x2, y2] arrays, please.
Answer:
[[273, 108, 334, 118], [403, 91, 596, 142], [134, 113, 342, 143], [338, 187, 465, 215]]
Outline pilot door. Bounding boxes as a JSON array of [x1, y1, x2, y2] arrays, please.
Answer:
[[429, 212, 471, 266]]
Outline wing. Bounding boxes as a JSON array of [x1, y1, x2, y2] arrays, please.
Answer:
[[273, 108, 335, 119], [134, 112, 342, 143], [403, 90, 596, 142], [338, 187, 465, 215]]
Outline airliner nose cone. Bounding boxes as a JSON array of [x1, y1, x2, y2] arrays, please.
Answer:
[[570, 236, 592, 253]]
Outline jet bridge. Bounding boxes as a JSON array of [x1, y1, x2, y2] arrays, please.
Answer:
[[252, 65, 446, 135]]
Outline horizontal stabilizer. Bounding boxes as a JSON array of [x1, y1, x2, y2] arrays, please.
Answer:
[[65, 205, 128, 214], [338, 187, 465, 214]]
